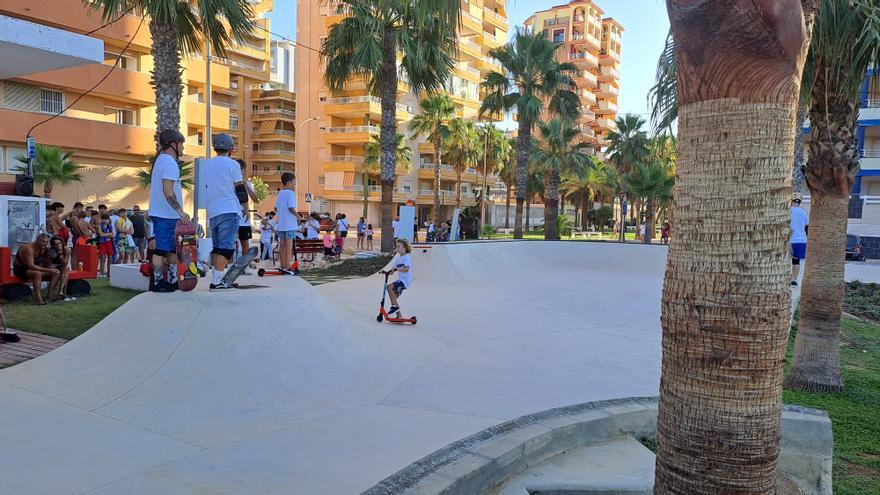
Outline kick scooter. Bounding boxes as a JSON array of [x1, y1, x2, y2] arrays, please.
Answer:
[[376, 271, 416, 325]]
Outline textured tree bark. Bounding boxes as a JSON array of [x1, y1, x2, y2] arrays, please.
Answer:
[[643, 200, 654, 244], [514, 120, 531, 239], [524, 199, 530, 230], [505, 184, 511, 229], [656, 1, 815, 493], [149, 18, 183, 137], [455, 170, 463, 210], [433, 138, 442, 228], [379, 31, 398, 253], [786, 76, 858, 392], [544, 168, 560, 240], [582, 196, 589, 231]]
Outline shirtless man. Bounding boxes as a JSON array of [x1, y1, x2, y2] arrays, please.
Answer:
[[13, 234, 59, 305]]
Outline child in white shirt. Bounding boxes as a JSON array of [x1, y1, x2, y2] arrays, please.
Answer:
[[382, 238, 412, 316]]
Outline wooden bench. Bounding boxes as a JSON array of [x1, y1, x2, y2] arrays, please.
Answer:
[[571, 231, 602, 239], [0, 245, 98, 300], [295, 239, 326, 266]]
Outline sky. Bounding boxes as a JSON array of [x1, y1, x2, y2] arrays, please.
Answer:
[[267, 0, 670, 123]]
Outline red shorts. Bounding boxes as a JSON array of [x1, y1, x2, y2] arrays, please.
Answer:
[[98, 242, 114, 256]]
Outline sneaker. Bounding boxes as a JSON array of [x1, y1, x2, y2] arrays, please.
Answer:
[[152, 280, 174, 293], [791, 281, 798, 287], [280, 268, 295, 275], [169, 281, 179, 292], [389, 306, 400, 315], [243, 269, 253, 276], [209, 281, 237, 292]]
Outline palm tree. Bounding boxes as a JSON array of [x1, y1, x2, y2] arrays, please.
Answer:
[[443, 119, 482, 210], [530, 119, 593, 240], [654, 2, 816, 494], [88, 0, 255, 137], [605, 114, 650, 241], [409, 94, 456, 224], [479, 124, 512, 231], [498, 146, 516, 229], [525, 164, 544, 231], [323, 1, 459, 252], [787, 0, 880, 393], [14, 145, 83, 197], [623, 162, 674, 243], [137, 153, 194, 190], [481, 29, 581, 239], [561, 158, 615, 231]]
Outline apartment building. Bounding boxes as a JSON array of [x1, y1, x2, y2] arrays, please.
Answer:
[[0, 0, 277, 210], [523, 0, 622, 150], [295, 0, 508, 223]]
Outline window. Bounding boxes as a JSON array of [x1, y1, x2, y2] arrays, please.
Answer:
[[402, 185, 411, 192], [231, 80, 239, 89], [113, 108, 136, 125], [197, 132, 204, 146], [40, 89, 63, 114], [552, 29, 565, 43], [229, 114, 239, 130]]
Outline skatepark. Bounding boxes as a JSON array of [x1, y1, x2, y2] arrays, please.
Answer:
[[0, 240, 851, 494]]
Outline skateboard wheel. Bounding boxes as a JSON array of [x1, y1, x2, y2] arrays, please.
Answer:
[[376, 314, 384, 322], [411, 317, 417, 325], [257, 269, 265, 277]]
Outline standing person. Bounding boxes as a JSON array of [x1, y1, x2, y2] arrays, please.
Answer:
[[130, 205, 147, 262], [259, 216, 274, 261], [426, 219, 435, 242], [97, 214, 114, 277], [12, 234, 59, 305], [790, 193, 809, 286], [115, 209, 135, 264], [356, 216, 366, 250], [391, 215, 400, 239], [235, 160, 258, 273], [92, 204, 107, 232], [306, 212, 321, 240], [336, 213, 349, 252], [47, 202, 69, 245], [203, 134, 246, 291], [46, 236, 74, 301], [366, 223, 374, 251], [381, 238, 413, 318], [322, 229, 336, 259], [109, 208, 120, 263], [149, 129, 191, 293], [661, 222, 670, 244], [274, 171, 300, 274]]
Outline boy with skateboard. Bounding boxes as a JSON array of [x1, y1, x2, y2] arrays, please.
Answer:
[[203, 134, 250, 291], [381, 238, 413, 317], [274, 171, 301, 275], [149, 129, 190, 292]]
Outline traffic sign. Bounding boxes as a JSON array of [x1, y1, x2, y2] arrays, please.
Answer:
[[305, 192, 313, 203], [26, 136, 36, 160]]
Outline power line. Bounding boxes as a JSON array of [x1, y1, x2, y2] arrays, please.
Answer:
[[26, 15, 146, 141], [83, 5, 137, 36], [254, 24, 321, 54]]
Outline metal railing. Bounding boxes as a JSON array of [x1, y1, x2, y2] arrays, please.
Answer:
[[462, 10, 481, 26], [329, 155, 365, 163], [327, 125, 381, 133], [419, 162, 454, 171], [325, 95, 412, 113], [461, 37, 481, 52], [544, 17, 569, 26], [254, 149, 296, 157], [459, 64, 481, 78], [860, 148, 880, 158], [864, 92, 880, 108], [256, 108, 296, 118], [483, 8, 506, 26]]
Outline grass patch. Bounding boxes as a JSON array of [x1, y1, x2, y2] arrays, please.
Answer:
[[638, 437, 657, 453], [785, 283, 880, 495], [490, 231, 641, 241], [311, 254, 393, 277], [4, 278, 139, 340], [844, 280, 880, 322]]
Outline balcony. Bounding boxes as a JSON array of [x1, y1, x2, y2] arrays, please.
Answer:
[[459, 37, 483, 59], [323, 184, 406, 202], [324, 125, 380, 144], [860, 148, 880, 170], [230, 38, 266, 59], [481, 31, 505, 49], [476, 57, 503, 75], [224, 56, 267, 77], [599, 65, 621, 83], [594, 100, 618, 115], [596, 83, 619, 98], [580, 108, 596, 121], [253, 108, 296, 121], [320, 3, 352, 27], [483, 7, 507, 30], [254, 128, 295, 142], [456, 63, 482, 82], [461, 10, 482, 33], [597, 117, 616, 130], [253, 149, 295, 162], [581, 70, 598, 87], [568, 51, 598, 69], [186, 58, 231, 89], [418, 162, 457, 180], [324, 155, 365, 172], [580, 88, 597, 105], [599, 49, 621, 65], [186, 100, 230, 129], [20, 63, 154, 105], [544, 17, 570, 27], [324, 95, 412, 121]]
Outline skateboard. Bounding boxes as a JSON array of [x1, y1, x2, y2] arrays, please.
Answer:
[[220, 246, 259, 287], [176, 221, 199, 292]]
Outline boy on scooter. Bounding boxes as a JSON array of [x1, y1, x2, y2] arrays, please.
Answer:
[[382, 238, 412, 317]]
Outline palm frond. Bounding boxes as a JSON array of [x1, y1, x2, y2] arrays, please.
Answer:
[[648, 31, 678, 134]]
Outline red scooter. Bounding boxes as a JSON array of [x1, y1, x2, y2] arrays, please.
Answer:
[[376, 271, 416, 325]]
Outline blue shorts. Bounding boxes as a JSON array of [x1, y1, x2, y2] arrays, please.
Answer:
[[151, 216, 179, 255], [390, 280, 406, 296], [209, 213, 240, 252], [791, 242, 807, 260], [278, 230, 298, 241]]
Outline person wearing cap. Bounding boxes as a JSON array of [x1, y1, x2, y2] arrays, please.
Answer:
[[149, 129, 191, 293], [203, 133, 246, 291], [790, 192, 809, 286]]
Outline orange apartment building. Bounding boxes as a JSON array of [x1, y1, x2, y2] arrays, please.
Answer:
[[524, 0, 623, 149], [0, 0, 286, 211], [295, 0, 508, 223]]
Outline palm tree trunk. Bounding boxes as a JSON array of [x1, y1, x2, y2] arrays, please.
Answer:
[[643, 200, 654, 244], [149, 18, 183, 136], [655, 2, 814, 492], [582, 196, 589, 230], [525, 199, 530, 230], [433, 139, 442, 228], [545, 168, 560, 240], [514, 120, 532, 239], [44, 184, 52, 198], [455, 170, 462, 210], [378, 32, 398, 253], [505, 184, 511, 229], [785, 195, 847, 392], [786, 90, 858, 393], [618, 191, 626, 242]]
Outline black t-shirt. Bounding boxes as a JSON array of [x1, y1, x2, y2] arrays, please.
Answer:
[[131, 214, 146, 238]]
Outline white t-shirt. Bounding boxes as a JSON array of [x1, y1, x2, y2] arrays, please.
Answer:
[[338, 218, 349, 232], [109, 215, 119, 235], [427, 222, 435, 233], [239, 181, 255, 227], [394, 253, 413, 288], [306, 218, 321, 239], [392, 220, 400, 237], [260, 221, 273, 242], [204, 155, 244, 219], [274, 189, 299, 232], [790, 206, 809, 244], [149, 153, 183, 219]]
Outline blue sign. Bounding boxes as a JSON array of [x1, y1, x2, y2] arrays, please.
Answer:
[[622, 200, 628, 216], [26, 136, 36, 160]]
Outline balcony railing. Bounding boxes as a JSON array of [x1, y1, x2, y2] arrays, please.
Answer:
[[864, 92, 880, 108], [483, 8, 506, 26], [326, 95, 412, 113], [225, 58, 266, 73], [465, 168, 478, 175], [601, 66, 621, 79], [420, 162, 454, 171], [860, 148, 880, 158], [254, 149, 296, 157], [462, 10, 481, 26], [544, 17, 569, 26], [461, 37, 481, 52], [327, 125, 381, 133], [458, 63, 481, 79], [256, 108, 296, 118], [329, 155, 365, 163], [320, 3, 352, 16]]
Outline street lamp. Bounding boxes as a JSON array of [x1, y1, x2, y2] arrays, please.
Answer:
[[296, 117, 318, 211]]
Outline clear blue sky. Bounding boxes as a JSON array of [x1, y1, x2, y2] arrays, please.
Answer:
[[267, 0, 669, 121]]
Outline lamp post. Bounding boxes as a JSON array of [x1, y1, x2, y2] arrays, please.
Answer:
[[480, 119, 492, 237], [296, 116, 318, 211]]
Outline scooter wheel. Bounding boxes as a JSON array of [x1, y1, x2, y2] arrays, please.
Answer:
[[257, 269, 265, 277], [376, 314, 384, 322], [410, 317, 417, 325]]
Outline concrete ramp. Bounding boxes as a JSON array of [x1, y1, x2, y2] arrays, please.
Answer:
[[0, 241, 668, 495]]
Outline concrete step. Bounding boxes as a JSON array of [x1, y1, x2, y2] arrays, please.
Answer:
[[489, 436, 655, 495]]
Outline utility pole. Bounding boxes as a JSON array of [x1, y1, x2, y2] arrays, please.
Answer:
[[480, 119, 491, 237], [362, 113, 370, 220]]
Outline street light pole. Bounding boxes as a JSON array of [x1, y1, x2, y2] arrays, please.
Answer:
[[296, 116, 318, 211], [480, 119, 491, 237]]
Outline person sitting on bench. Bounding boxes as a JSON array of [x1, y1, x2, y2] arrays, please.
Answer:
[[13, 234, 60, 305]]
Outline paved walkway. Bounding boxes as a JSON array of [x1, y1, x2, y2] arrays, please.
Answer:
[[0, 330, 66, 368]]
